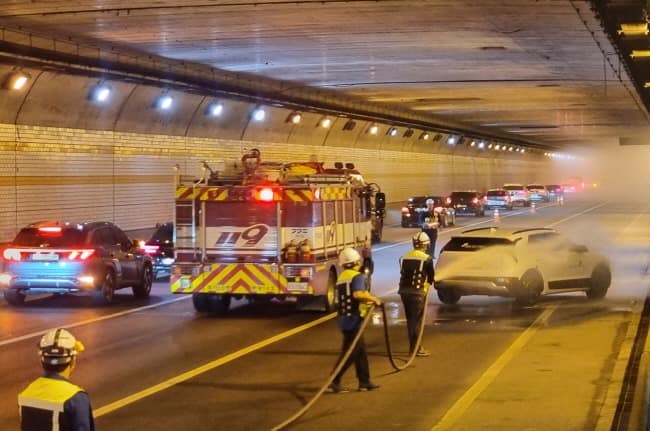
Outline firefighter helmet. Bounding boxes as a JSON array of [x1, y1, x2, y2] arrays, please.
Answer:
[[38, 329, 85, 366], [412, 232, 431, 249], [338, 247, 361, 268]]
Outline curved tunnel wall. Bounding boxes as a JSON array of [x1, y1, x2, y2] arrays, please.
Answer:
[[0, 66, 553, 241]]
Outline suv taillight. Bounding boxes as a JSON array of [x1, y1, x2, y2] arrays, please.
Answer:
[[66, 249, 96, 261]]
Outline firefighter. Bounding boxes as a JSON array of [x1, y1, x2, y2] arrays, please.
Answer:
[[398, 232, 435, 357], [327, 247, 382, 393], [420, 198, 439, 257], [18, 329, 95, 431]]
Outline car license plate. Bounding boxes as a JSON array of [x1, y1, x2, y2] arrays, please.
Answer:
[[288, 282, 309, 292], [31, 252, 59, 261]]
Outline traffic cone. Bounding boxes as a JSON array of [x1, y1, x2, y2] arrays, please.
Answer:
[[493, 208, 500, 223], [531, 202, 536, 213]]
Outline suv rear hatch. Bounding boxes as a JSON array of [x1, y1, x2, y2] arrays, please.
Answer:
[[436, 236, 517, 279]]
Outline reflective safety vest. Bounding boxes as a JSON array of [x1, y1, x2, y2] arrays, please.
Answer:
[[398, 249, 432, 294], [18, 376, 84, 431], [336, 269, 362, 318]]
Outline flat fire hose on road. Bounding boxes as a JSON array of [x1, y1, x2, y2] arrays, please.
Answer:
[[271, 289, 431, 430]]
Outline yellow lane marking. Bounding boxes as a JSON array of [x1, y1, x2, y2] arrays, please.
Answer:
[[94, 312, 336, 418], [430, 306, 556, 431], [0, 296, 190, 347]]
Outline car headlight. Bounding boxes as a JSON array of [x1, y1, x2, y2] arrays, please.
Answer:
[[161, 257, 175, 266]]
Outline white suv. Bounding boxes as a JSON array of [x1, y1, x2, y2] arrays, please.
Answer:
[[434, 227, 611, 305], [503, 184, 531, 207]]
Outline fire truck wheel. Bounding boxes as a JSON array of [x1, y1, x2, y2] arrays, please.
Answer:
[[192, 293, 210, 312], [207, 294, 231, 314], [322, 269, 338, 312]]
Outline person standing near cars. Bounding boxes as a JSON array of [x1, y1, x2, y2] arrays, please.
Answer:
[[398, 232, 435, 357], [327, 247, 382, 393], [18, 328, 95, 431], [420, 198, 439, 257]]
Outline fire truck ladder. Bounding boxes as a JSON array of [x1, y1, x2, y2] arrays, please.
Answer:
[[174, 174, 200, 261]]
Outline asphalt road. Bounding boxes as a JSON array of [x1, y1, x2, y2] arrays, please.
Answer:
[[1, 193, 647, 431]]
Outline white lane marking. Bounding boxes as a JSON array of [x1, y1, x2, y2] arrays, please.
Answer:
[[546, 202, 607, 227], [0, 296, 190, 347]]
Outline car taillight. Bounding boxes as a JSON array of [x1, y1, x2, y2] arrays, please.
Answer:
[[401, 206, 410, 214], [472, 197, 479, 204], [141, 244, 160, 254], [3, 248, 22, 261], [38, 226, 63, 236], [446, 197, 451, 204], [67, 249, 96, 261]]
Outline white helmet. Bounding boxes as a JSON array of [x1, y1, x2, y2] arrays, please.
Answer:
[[412, 231, 431, 249], [338, 247, 361, 268], [425, 198, 434, 206], [39, 329, 85, 366]]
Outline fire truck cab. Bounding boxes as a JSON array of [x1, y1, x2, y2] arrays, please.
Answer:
[[171, 150, 386, 314]]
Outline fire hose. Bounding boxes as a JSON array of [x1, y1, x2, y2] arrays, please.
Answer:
[[271, 289, 431, 430]]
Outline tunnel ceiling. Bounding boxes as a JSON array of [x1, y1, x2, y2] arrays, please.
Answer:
[[1, 0, 650, 152]]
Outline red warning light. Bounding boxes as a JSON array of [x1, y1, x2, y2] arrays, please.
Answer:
[[258, 188, 275, 202]]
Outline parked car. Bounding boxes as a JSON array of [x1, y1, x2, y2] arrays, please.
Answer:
[[503, 184, 531, 207], [401, 196, 456, 228], [434, 227, 611, 305], [446, 191, 485, 217], [484, 189, 513, 211], [526, 184, 549, 202], [0, 221, 153, 305], [545, 184, 564, 201], [139, 222, 174, 280]]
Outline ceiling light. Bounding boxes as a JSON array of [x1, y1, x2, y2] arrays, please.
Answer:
[[470, 140, 476, 147], [287, 112, 302, 124], [447, 136, 457, 145], [419, 132, 430, 140], [319, 117, 332, 128], [478, 141, 485, 149], [252, 107, 266, 122], [631, 50, 650, 59], [508, 146, 514, 151], [4, 71, 30, 90], [403, 129, 414, 138], [387, 127, 398, 137], [618, 22, 649, 36], [207, 101, 224, 117], [157, 93, 173, 110], [368, 124, 379, 135], [487, 143, 493, 149], [495, 144, 501, 150], [89, 83, 111, 103], [521, 148, 526, 153]]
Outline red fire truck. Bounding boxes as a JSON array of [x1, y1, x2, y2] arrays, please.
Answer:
[[170, 149, 386, 314]]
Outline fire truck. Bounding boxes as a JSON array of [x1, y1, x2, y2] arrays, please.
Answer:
[[170, 149, 386, 314]]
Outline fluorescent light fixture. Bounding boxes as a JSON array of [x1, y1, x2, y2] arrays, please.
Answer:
[[631, 50, 650, 59], [157, 94, 173, 110], [521, 148, 526, 153], [447, 136, 457, 145], [319, 117, 332, 128], [89, 83, 112, 103], [403, 129, 414, 138], [618, 22, 649, 36], [368, 124, 379, 135], [252, 107, 266, 122], [487, 143, 493, 149], [495, 144, 501, 150], [207, 101, 224, 117], [508, 146, 514, 151], [478, 141, 485, 149], [419, 132, 430, 140], [387, 127, 398, 136], [4, 71, 30, 90], [470, 140, 476, 147], [287, 112, 302, 124], [343, 120, 356, 131]]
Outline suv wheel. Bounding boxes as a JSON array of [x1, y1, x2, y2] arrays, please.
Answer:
[[515, 270, 543, 306], [4, 289, 25, 306], [133, 265, 153, 298], [587, 264, 611, 299], [93, 270, 116, 305], [437, 288, 461, 305]]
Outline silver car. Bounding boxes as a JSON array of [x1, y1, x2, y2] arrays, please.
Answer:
[[434, 227, 611, 305]]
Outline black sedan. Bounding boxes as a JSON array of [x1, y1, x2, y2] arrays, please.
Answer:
[[401, 196, 455, 228]]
